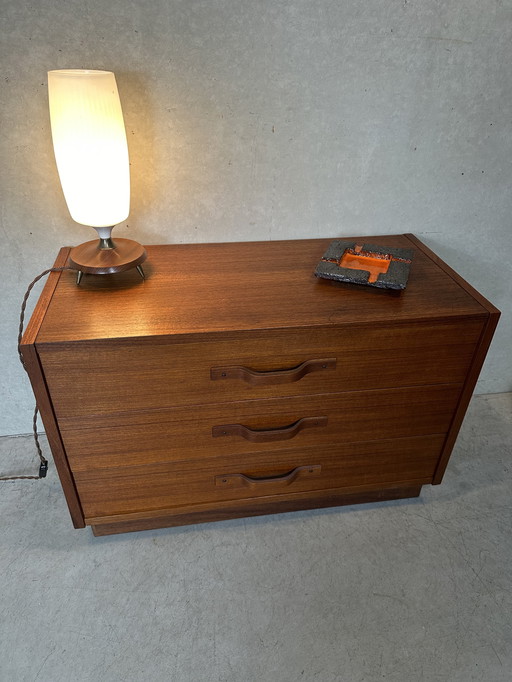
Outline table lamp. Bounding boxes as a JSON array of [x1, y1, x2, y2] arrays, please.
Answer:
[[48, 69, 146, 284]]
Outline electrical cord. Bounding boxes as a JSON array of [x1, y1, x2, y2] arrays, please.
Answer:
[[0, 266, 75, 481]]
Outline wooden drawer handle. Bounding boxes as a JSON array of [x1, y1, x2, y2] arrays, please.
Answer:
[[210, 358, 336, 386], [212, 416, 328, 443], [215, 464, 322, 489]]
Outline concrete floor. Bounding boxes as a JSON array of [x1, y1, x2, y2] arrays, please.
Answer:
[[1, 393, 511, 682]]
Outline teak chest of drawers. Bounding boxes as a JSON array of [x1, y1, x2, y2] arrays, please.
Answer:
[[21, 235, 499, 536]]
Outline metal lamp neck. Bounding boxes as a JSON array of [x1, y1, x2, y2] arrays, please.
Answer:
[[93, 226, 116, 250]]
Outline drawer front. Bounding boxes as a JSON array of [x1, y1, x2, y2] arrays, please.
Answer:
[[40, 319, 482, 420], [75, 435, 445, 518], [62, 384, 461, 470]]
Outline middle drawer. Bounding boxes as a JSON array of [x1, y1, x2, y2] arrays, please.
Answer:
[[62, 383, 461, 471]]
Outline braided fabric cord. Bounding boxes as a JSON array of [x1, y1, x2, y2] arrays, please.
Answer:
[[0, 266, 75, 481]]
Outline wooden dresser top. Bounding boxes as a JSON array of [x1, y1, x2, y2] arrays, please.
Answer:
[[32, 234, 493, 345]]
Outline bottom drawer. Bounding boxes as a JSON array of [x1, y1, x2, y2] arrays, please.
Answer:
[[74, 434, 446, 519]]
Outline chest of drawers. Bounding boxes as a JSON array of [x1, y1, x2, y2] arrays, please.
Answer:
[[21, 235, 499, 535]]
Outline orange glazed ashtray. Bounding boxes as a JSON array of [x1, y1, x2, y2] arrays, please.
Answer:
[[315, 240, 414, 290]]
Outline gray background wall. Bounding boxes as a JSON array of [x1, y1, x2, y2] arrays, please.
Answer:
[[1, 0, 510, 437]]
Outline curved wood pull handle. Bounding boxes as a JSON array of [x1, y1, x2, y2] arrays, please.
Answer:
[[212, 416, 328, 443], [215, 465, 322, 489], [210, 358, 336, 386]]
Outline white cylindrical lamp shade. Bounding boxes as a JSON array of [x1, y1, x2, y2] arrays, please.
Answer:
[[48, 69, 130, 228]]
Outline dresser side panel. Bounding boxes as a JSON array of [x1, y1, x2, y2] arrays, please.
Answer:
[[19, 247, 85, 528], [19, 343, 85, 527], [433, 310, 501, 484]]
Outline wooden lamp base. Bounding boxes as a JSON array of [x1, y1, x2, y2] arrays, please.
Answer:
[[69, 238, 147, 284]]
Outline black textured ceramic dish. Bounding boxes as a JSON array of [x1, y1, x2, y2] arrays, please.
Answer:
[[314, 240, 414, 290]]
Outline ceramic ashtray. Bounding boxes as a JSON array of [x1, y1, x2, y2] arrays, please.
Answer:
[[315, 240, 414, 290]]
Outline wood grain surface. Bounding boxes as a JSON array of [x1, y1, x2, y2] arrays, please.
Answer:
[[38, 318, 482, 419], [20, 235, 499, 533], [89, 484, 424, 536], [35, 235, 489, 344], [74, 435, 444, 518], [19, 248, 85, 528], [60, 383, 461, 470]]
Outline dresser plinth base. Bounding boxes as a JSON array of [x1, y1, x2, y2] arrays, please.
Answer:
[[90, 483, 423, 536]]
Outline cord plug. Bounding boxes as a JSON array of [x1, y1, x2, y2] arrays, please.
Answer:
[[39, 460, 48, 478]]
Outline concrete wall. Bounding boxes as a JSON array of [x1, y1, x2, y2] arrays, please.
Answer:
[[1, 0, 511, 436]]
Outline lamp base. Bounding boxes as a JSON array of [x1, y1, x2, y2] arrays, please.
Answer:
[[69, 238, 147, 284]]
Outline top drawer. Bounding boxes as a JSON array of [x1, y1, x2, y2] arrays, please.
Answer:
[[39, 318, 483, 419]]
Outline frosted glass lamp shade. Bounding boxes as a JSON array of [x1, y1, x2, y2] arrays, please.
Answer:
[[48, 69, 130, 227], [47, 69, 146, 284]]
